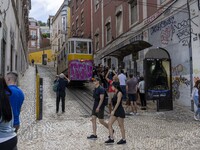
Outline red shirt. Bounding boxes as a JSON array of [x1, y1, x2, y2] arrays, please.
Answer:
[[108, 80, 115, 93]]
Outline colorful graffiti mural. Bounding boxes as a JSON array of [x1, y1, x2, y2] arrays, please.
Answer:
[[69, 60, 93, 81], [172, 75, 190, 99]]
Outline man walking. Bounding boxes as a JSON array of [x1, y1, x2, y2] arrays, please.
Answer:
[[87, 77, 108, 139], [6, 72, 25, 132], [126, 74, 138, 115], [118, 70, 127, 102], [56, 73, 70, 113]]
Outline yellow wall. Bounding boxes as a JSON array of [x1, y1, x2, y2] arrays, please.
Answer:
[[29, 49, 54, 64]]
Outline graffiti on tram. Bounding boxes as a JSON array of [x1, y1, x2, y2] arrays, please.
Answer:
[[69, 60, 93, 80]]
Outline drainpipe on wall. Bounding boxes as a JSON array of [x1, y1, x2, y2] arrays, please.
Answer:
[[187, 0, 194, 111]]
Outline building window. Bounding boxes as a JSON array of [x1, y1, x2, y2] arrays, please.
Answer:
[[95, 34, 99, 50], [72, 6, 74, 15], [106, 23, 111, 43], [76, 18, 79, 30], [116, 11, 123, 36], [81, 11, 84, 25], [31, 41, 36, 47], [76, 0, 78, 9], [95, 0, 100, 11], [160, 0, 166, 4], [130, 0, 138, 25], [62, 16, 66, 31]]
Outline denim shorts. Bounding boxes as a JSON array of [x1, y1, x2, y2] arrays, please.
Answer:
[[120, 85, 126, 100]]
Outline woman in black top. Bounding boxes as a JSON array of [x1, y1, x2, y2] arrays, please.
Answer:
[[105, 82, 126, 145]]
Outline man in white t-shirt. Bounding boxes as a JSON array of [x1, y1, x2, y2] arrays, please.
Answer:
[[118, 70, 127, 101]]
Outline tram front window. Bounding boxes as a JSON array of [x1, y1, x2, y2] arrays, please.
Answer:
[[76, 41, 88, 54]]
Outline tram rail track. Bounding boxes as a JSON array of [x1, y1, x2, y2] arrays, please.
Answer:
[[37, 65, 109, 117]]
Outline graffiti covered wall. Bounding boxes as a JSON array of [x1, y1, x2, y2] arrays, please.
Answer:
[[69, 60, 93, 81], [149, 10, 199, 106]]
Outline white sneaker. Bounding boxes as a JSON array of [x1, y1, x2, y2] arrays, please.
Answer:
[[129, 112, 134, 115], [194, 115, 199, 121], [135, 112, 139, 116]]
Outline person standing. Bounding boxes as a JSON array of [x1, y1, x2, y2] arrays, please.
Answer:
[[105, 82, 126, 144], [31, 59, 35, 66], [87, 77, 108, 139], [105, 69, 118, 114], [56, 73, 70, 113], [192, 80, 200, 120], [0, 76, 18, 150], [126, 74, 138, 115], [6, 72, 24, 133], [138, 76, 146, 110], [118, 70, 127, 102]]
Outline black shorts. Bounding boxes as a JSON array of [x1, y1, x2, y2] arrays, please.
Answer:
[[92, 107, 105, 119], [0, 136, 17, 150], [128, 94, 137, 102]]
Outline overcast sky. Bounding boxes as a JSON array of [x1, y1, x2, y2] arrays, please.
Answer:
[[30, 0, 64, 22]]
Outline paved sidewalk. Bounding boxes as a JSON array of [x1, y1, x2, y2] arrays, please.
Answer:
[[17, 66, 200, 150]]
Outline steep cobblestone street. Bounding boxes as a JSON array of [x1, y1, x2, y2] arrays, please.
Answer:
[[17, 66, 200, 150]]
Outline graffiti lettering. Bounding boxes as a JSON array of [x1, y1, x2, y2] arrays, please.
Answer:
[[174, 19, 191, 46], [151, 15, 198, 47], [69, 60, 93, 80], [161, 27, 172, 45], [150, 16, 174, 35], [174, 19, 190, 30]]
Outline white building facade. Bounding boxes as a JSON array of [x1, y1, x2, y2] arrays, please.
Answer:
[[0, 0, 31, 77], [50, 0, 70, 69]]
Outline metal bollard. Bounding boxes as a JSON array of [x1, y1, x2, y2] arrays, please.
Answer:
[[191, 99, 194, 112]]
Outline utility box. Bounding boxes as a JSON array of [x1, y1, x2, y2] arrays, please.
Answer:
[[144, 48, 173, 111]]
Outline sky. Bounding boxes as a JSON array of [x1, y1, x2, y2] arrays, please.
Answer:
[[30, 0, 64, 22]]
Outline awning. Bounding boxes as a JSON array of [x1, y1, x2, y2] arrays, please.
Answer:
[[101, 40, 152, 60]]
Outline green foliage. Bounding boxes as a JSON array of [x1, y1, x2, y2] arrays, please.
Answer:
[[38, 21, 46, 26]]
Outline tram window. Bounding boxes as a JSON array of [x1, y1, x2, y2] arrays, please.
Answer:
[[71, 41, 75, 53], [76, 41, 87, 54], [89, 42, 92, 54]]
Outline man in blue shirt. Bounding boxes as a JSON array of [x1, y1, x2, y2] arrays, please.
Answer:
[[6, 72, 25, 133]]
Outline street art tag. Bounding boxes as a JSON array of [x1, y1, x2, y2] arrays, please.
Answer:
[[69, 60, 93, 80]]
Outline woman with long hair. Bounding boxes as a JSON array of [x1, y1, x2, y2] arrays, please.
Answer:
[[0, 75, 17, 150], [105, 82, 126, 145], [192, 79, 200, 120]]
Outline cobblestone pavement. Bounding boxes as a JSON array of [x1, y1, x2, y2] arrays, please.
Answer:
[[17, 66, 200, 150]]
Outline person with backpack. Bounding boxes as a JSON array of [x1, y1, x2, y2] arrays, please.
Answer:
[[56, 73, 70, 113], [192, 79, 200, 120], [105, 82, 126, 144], [87, 77, 109, 139]]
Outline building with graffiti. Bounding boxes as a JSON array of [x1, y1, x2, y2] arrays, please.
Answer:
[[92, 0, 200, 107]]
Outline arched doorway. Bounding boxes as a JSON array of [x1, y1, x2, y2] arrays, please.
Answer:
[[144, 48, 173, 111]]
